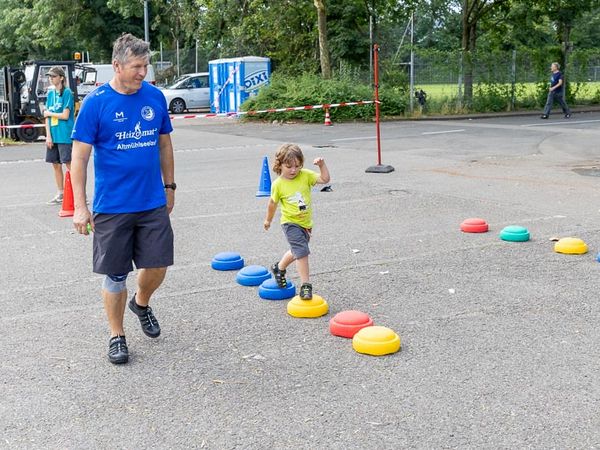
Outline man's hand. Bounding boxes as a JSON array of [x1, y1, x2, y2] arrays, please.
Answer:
[[73, 207, 93, 235], [166, 189, 175, 214]]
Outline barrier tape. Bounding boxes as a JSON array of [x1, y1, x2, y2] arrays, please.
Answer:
[[170, 100, 377, 120], [0, 100, 377, 128], [0, 123, 45, 130]]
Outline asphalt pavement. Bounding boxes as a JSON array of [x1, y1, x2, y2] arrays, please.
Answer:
[[2, 111, 600, 448]]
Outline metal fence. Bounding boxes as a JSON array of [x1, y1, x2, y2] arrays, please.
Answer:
[[152, 42, 209, 86], [389, 48, 600, 112], [410, 50, 600, 85], [150, 41, 600, 113]]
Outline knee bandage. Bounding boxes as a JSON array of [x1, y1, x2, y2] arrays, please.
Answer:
[[103, 273, 128, 293]]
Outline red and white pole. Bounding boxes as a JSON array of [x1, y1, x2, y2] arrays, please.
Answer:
[[366, 43, 394, 173], [374, 44, 382, 165]]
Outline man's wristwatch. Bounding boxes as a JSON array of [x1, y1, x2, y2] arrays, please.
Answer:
[[164, 183, 177, 190]]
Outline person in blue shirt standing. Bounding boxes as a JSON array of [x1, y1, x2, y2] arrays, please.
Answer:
[[70, 33, 176, 365], [44, 66, 75, 204], [541, 62, 571, 119]]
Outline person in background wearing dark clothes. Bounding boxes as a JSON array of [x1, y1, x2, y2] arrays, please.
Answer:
[[541, 62, 571, 119]]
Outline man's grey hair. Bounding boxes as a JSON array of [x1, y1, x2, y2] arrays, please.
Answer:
[[552, 62, 560, 69], [112, 33, 150, 65]]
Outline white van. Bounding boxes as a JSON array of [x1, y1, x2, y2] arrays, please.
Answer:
[[77, 63, 156, 96]]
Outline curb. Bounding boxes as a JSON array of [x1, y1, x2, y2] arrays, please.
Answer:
[[403, 105, 600, 121]]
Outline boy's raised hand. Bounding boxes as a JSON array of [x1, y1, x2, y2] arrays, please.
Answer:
[[314, 157, 331, 184]]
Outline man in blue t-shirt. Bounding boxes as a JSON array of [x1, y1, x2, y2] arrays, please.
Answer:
[[70, 33, 176, 365], [541, 62, 571, 119]]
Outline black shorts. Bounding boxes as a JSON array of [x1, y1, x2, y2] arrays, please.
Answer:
[[92, 206, 174, 275], [45, 143, 72, 164]]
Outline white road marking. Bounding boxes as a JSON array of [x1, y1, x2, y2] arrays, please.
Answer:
[[331, 136, 376, 142], [421, 129, 465, 135], [522, 119, 600, 127]]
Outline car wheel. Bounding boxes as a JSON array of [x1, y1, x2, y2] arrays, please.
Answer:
[[170, 98, 186, 114]]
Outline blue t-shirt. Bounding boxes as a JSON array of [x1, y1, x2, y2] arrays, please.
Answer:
[[550, 71, 564, 93], [46, 88, 74, 144], [72, 81, 173, 214]]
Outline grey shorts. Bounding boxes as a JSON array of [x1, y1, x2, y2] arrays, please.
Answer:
[[282, 223, 311, 259], [45, 143, 72, 164], [92, 206, 174, 275]]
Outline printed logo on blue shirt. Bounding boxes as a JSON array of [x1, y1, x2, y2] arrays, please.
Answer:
[[114, 111, 127, 123], [141, 106, 155, 121], [115, 121, 158, 150]]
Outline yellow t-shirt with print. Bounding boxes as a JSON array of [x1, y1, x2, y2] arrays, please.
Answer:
[[271, 169, 319, 228]]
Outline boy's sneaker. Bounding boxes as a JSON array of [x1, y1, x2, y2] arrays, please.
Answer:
[[540, 114, 549, 119], [564, 113, 571, 119], [271, 262, 287, 288], [128, 294, 161, 338], [46, 193, 63, 205], [108, 335, 129, 364], [299, 283, 313, 300]]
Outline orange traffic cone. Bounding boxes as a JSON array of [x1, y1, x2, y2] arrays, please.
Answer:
[[324, 108, 333, 126], [59, 170, 74, 217]]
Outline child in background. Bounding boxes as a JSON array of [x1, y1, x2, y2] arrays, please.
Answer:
[[44, 66, 75, 204], [263, 143, 330, 300]]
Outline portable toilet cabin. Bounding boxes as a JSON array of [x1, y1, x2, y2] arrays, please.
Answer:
[[209, 56, 271, 114]]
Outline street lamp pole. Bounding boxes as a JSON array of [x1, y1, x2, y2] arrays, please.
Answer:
[[144, 0, 150, 43]]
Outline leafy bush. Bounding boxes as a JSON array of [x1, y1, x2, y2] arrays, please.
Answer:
[[472, 83, 512, 112], [241, 73, 407, 122]]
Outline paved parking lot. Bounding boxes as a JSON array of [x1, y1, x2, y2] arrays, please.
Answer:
[[2, 112, 600, 448]]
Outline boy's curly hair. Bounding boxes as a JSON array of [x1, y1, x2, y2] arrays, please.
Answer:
[[272, 143, 304, 175]]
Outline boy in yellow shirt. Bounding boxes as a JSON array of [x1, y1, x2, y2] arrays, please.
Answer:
[[263, 143, 330, 299]]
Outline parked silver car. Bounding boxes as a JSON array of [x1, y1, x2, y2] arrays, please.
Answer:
[[161, 72, 210, 113]]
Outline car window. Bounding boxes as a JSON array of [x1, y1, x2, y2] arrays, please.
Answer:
[[167, 76, 188, 89], [192, 76, 208, 88], [83, 71, 96, 84]]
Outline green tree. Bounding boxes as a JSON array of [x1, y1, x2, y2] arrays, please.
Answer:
[[412, 0, 462, 51], [314, 0, 332, 78], [570, 7, 600, 49], [459, 0, 510, 105], [0, 0, 39, 65], [541, 0, 599, 69], [0, 0, 145, 65]]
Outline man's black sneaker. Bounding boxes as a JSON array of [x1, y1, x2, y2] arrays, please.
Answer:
[[299, 283, 313, 300], [271, 262, 287, 288], [541, 114, 549, 119], [128, 294, 161, 338], [564, 113, 571, 119], [108, 335, 129, 364]]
